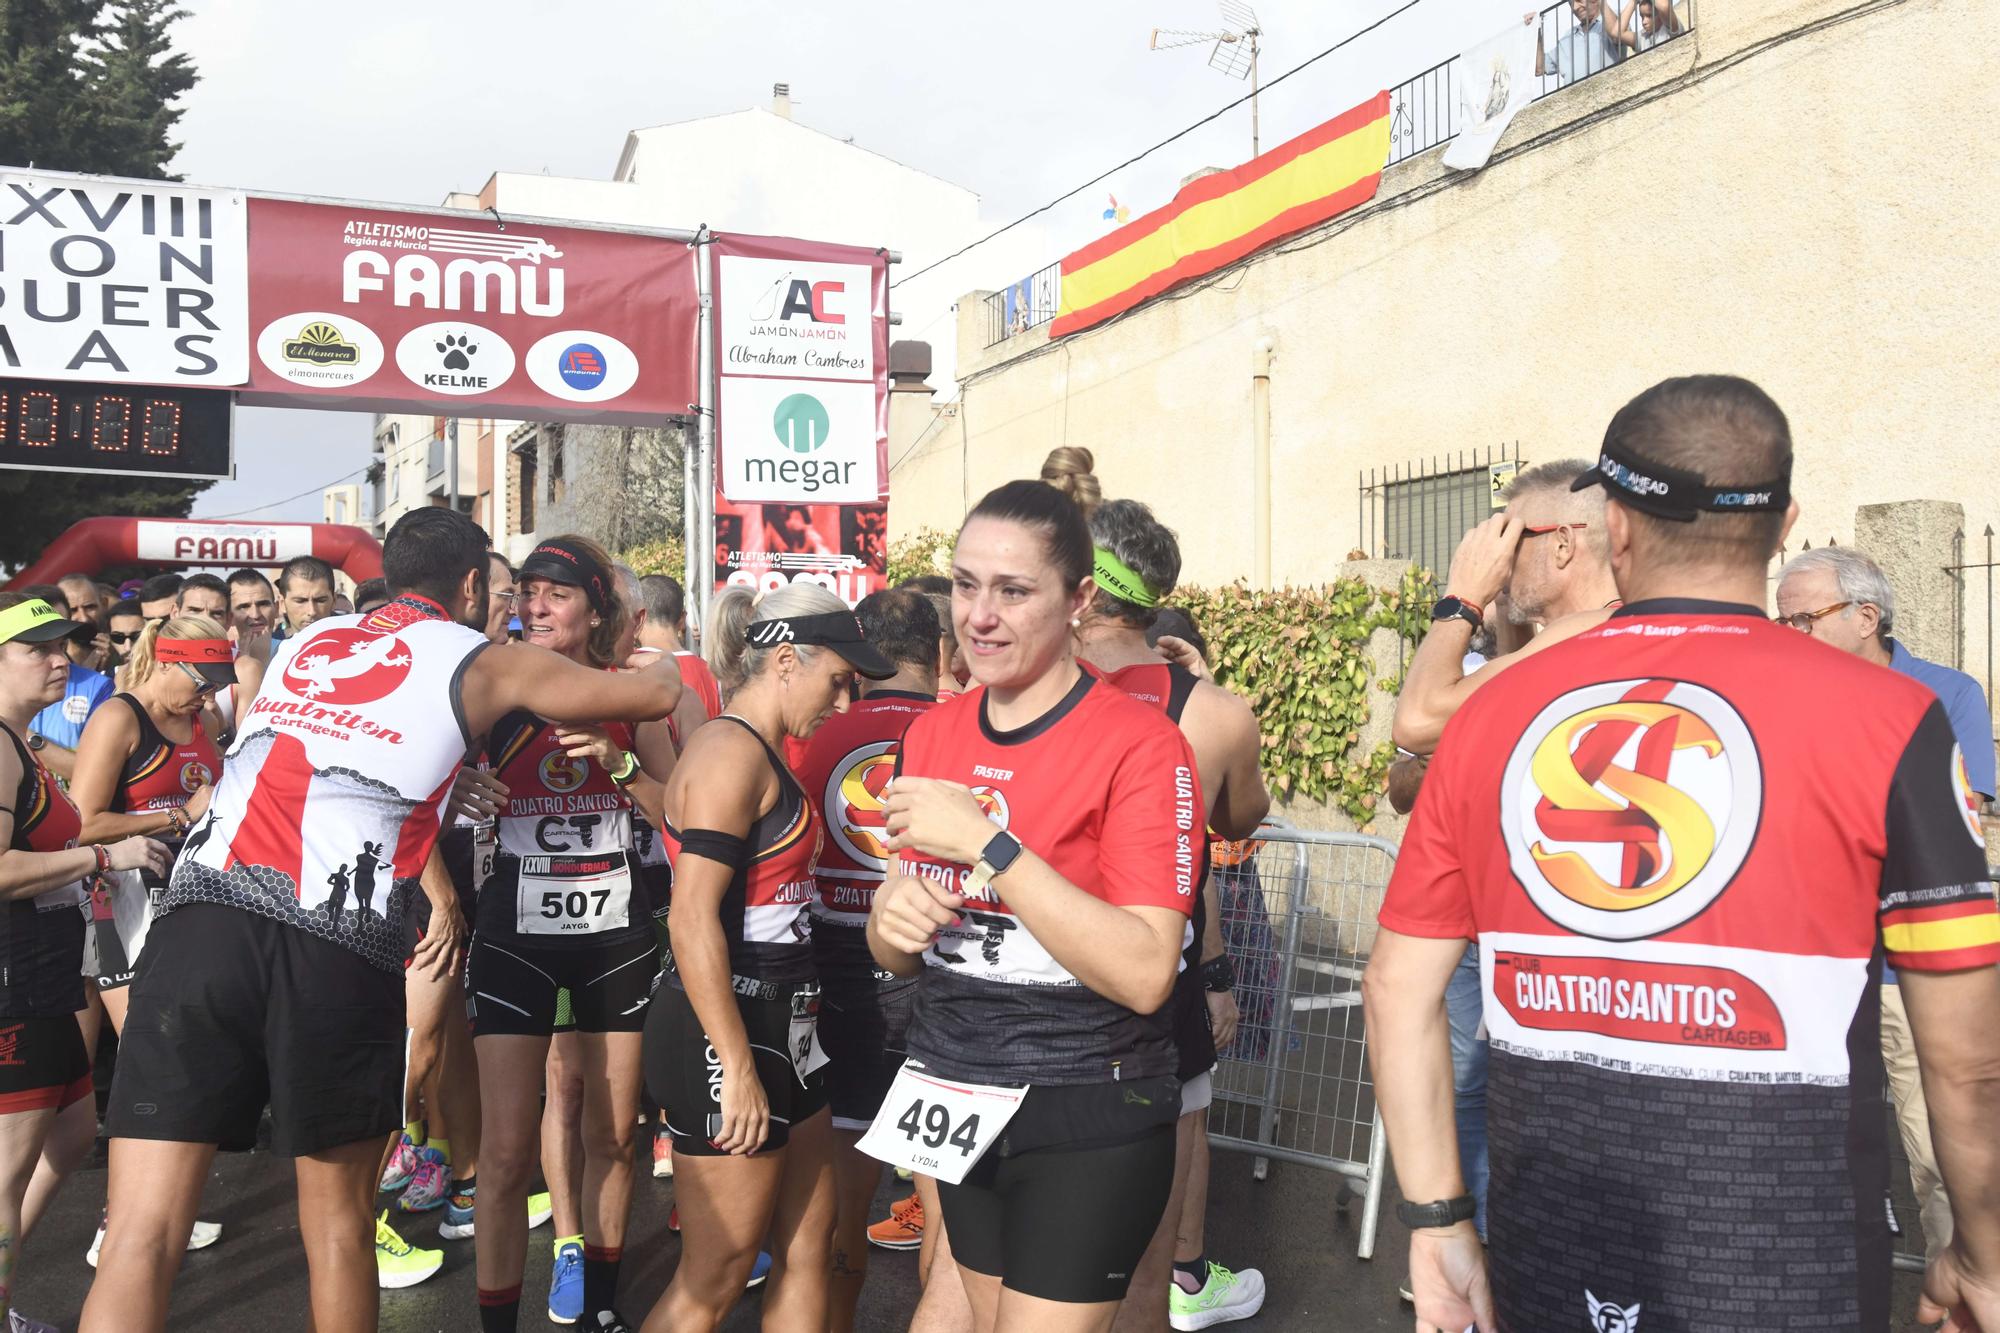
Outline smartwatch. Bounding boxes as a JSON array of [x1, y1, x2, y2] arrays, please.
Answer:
[[1395, 1195, 1477, 1230], [25, 732, 46, 752], [963, 830, 1024, 897], [1429, 596, 1483, 631], [1200, 955, 1236, 993]]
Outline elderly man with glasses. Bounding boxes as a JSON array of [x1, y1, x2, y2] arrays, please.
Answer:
[[1776, 544, 1996, 1272]]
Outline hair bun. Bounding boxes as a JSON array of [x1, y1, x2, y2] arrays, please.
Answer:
[[1039, 446, 1102, 517]]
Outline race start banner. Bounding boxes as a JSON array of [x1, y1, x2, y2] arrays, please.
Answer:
[[0, 173, 249, 385], [711, 232, 889, 606], [242, 199, 700, 422]]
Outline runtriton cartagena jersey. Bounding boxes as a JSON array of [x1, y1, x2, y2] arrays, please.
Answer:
[[1378, 599, 2000, 1331], [895, 672, 1201, 1087]]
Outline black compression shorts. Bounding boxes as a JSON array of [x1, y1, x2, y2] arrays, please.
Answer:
[[0, 1013, 92, 1116], [819, 969, 917, 1132], [643, 977, 828, 1156], [105, 904, 405, 1156], [466, 933, 658, 1037], [940, 1080, 1179, 1304]]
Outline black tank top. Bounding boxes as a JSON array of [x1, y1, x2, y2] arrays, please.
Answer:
[[661, 715, 822, 984]]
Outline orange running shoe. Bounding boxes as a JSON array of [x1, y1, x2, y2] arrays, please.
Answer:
[[866, 1192, 924, 1252]]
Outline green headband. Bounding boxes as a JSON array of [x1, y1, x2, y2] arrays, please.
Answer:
[[1092, 548, 1159, 609], [0, 599, 63, 646]]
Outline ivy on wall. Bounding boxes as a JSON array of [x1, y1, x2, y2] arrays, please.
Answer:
[[886, 531, 1436, 829], [615, 537, 688, 581]]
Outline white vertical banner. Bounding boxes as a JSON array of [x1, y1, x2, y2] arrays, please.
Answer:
[[1442, 20, 1542, 172], [0, 173, 249, 383]]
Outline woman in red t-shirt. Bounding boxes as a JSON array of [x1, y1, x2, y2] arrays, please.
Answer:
[[0, 593, 166, 1330], [868, 480, 1199, 1329]]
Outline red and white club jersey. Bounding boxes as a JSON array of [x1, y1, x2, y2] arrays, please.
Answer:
[[895, 673, 1200, 1087], [165, 596, 490, 973], [793, 691, 937, 930], [673, 649, 722, 720], [1380, 599, 1999, 1331]]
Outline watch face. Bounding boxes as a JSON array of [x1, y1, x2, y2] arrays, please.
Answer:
[[1431, 597, 1465, 621]]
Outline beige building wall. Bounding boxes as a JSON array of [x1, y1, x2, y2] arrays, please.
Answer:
[[894, 0, 2000, 721]]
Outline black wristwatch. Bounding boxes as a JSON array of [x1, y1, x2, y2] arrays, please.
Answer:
[[1429, 596, 1483, 631], [965, 829, 1024, 897], [1395, 1195, 1477, 1229], [25, 732, 46, 752], [1200, 955, 1236, 993]]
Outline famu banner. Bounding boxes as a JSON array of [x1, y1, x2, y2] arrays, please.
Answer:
[[1050, 92, 1390, 338]]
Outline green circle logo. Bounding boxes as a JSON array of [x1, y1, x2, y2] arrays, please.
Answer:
[[772, 393, 831, 455]]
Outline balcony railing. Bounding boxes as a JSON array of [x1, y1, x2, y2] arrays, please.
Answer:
[[984, 0, 1694, 347], [1389, 0, 1695, 166]]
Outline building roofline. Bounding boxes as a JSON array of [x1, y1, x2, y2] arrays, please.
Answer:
[[616, 106, 978, 198]]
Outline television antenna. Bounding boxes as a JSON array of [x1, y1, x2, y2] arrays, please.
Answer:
[[1150, 1, 1264, 158]]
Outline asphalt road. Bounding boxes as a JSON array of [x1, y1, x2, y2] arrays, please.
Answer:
[[6, 1129, 1941, 1331]]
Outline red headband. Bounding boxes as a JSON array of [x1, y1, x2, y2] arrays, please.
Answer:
[[153, 638, 232, 665]]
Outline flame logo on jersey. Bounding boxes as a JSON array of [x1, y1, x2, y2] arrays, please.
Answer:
[[825, 741, 898, 869], [971, 785, 1011, 831], [178, 759, 214, 794], [1503, 679, 1760, 941], [1951, 744, 1986, 848], [539, 750, 588, 794], [281, 628, 413, 705]]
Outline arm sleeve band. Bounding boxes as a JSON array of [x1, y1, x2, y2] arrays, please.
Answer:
[[677, 827, 751, 869]]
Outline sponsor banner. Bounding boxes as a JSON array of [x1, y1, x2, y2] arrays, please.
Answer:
[[712, 496, 886, 609], [0, 174, 248, 385], [1479, 930, 1866, 1084], [243, 199, 698, 422], [135, 520, 316, 566], [712, 232, 888, 505]]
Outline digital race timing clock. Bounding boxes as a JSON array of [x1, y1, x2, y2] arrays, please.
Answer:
[[0, 378, 232, 480]]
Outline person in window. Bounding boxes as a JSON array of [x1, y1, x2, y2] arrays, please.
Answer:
[[1526, 0, 1633, 87], [1620, 0, 1685, 53]]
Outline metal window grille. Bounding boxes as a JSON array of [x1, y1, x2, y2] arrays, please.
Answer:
[[983, 262, 1064, 347], [1358, 444, 1520, 577]]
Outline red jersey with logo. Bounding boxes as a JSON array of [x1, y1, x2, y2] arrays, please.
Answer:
[[660, 715, 821, 982], [2, 726, 86, 1017], [794, 692, 937, 928], [480, 709, 645, 947], [166, 597, 490, 973], [1380, 601, 1998, 1330], [895, 674, 1200, 1086]]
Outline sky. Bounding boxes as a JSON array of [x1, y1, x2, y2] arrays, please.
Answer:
[[175, 0, 1514, 522]]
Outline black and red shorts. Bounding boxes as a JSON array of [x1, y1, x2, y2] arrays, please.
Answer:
[[0, 1014, 91, 1116]]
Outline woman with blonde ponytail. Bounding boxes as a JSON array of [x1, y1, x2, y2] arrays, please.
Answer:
[[642, 582, 897, 1333], [1039, 446, 1103, 519]]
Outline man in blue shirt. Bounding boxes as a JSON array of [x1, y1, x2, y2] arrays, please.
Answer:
[[1777, 545, 1995, 1267], [19, 583, 114, 782]]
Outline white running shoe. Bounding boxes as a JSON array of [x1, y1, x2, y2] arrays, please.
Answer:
[[1168, 1261, 1267, 1330], [87, 1217, 222, 1267]]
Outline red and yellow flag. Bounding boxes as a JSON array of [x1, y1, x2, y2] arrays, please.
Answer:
[[1050, 91, 1391, 339]]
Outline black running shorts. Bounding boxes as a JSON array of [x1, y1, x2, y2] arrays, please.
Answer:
[[819, 969, 917, 1133], [643, 977, 828, 1156], [105, 904, 405, 1156], [466, 932, 657, 1037], [0, 1013, 92, 1115], [939, 1079, 1180, 1304]]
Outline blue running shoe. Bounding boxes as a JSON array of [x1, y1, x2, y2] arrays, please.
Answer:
[[549, 1238, 585, 1325], [437, 1181, 476, 1241], [746, 1250, 772, 1289]]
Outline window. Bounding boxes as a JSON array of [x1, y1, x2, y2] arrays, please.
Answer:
[[519, 448, 537, 533], [1359, 447, 1518, 577], [547, 429, 564, 505]]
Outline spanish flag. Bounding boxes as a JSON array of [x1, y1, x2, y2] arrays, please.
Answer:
[[1050, 91, 1391, 339]]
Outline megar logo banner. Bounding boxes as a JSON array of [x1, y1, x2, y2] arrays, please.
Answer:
[[717, 255, 875, 381], [718, 376, 878, 502], [0, 174, 249, 385], [243, 198, 697, 422]]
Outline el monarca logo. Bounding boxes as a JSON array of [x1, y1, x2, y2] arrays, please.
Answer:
[[1502, 679, 1761, 941], [283, 321, 361, 366]]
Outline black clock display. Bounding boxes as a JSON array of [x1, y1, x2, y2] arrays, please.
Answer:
[[0, 378, 232, 480]]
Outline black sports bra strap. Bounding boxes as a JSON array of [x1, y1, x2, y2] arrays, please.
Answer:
[[717, 713, 790, 784], [115, 692, 166, 750]]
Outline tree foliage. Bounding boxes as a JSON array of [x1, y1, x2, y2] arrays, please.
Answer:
[[0, 0, 204, 570]]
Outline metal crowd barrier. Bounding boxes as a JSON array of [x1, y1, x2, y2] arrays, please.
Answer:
[[1205, 825, 1397, 1260]]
